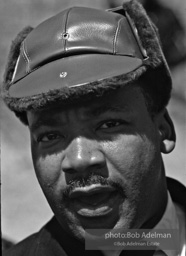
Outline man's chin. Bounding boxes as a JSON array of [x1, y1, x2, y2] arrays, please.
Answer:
[[56, 207, 137, 246]]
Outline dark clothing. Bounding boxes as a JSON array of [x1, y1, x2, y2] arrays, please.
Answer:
[[3, 178, 186, 256]]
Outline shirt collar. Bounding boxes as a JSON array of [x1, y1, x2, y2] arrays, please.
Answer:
[[154, 192, 179, 230], [153, 192, 184, 256]]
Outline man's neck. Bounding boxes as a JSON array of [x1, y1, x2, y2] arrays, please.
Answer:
[[142, 179, 168, 229]]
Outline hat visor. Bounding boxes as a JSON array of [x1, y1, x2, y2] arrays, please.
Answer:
[[9, 54, 143, 97]]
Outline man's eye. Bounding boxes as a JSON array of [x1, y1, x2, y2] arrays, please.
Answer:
[[37, 133, 61, 142], [99, 120, 122, 129]]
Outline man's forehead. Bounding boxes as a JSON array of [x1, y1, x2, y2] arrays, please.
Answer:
[[27, 86, 143, 125]]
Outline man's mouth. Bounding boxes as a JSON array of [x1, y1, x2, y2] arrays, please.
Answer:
[[68, 184, 122, 217]]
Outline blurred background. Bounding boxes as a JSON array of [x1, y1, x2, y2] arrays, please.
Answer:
[[1, 0, 186, 251]]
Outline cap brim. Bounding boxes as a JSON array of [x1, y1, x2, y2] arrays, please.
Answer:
[[9, 54, 142, 97]]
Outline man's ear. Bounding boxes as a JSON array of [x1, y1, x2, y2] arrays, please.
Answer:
[[155, 109, 176, 154]]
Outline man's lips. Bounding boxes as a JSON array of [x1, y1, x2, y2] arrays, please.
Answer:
[[69, 184, 116, 199], [68, 185, 121, 217]]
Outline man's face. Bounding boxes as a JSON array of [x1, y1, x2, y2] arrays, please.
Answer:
[[27, 86, 166, 240]]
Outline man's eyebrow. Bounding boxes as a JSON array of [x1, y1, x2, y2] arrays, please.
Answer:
[[30, 117, 62, 131], [88, 104, 129, 117]]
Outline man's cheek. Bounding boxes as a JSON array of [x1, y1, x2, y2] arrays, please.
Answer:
[[33, 155, 62, 188], [106, 135, 153, 171], [107, 136, 157, 193]]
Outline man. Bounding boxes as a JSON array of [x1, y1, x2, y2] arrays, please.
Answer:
[[2, 0, 186, 255]]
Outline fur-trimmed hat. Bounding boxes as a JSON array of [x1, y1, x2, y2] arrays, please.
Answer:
[[2, 0, 172, 124]]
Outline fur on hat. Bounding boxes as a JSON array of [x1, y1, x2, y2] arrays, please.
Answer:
[[2, 0, 172, 122]]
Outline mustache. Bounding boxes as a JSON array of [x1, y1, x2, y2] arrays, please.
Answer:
[[63, 174, 125, 198]]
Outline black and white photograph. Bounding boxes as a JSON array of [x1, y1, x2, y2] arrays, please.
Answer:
[[1, 0, 186, 255]]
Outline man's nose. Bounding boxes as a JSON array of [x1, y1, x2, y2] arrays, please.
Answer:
[[61, 137, 106, 174]]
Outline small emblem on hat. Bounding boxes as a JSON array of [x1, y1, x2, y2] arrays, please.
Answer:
[[62, 32, 69, 39], [59, 72, 67, 78]]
